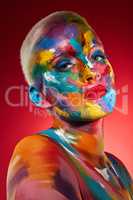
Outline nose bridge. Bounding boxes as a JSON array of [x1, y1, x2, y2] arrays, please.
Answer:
[[79, 64, 96, 83]]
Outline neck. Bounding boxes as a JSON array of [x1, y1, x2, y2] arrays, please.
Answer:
[[52, 115, 105, 166]]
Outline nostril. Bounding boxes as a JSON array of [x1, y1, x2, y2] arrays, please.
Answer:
[[86, 76, 93, 82], [96, 73, 101, 80]]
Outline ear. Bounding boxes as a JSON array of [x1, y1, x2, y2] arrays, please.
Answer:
[[29, 86, 52, 108]]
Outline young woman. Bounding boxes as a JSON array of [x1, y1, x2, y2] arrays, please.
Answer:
[[7, 11, 133, 200]]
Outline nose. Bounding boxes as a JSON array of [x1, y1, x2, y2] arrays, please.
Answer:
[[80, 65, 96, 84]]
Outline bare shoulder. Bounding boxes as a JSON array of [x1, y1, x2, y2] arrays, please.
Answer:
[[105, 152, 132, 180], [8, 132, 62, 176], [7, 132, 63, 199], [7, 131, 79, 200], [11, 133, 60, 158], [105, 152, 133, 196]]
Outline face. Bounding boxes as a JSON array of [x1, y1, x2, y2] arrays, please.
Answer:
[[29, 14, 116, 122]]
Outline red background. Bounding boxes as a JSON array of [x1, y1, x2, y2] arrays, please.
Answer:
[[1, 0, 132, 199]]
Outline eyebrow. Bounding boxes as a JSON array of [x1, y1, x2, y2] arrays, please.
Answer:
[[51, 48, 75, 63], [50, 39, 104, 66]]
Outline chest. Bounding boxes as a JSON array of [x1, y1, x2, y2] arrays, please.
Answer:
[[39, 132, 132, 199], [56, 154, 131, 200]]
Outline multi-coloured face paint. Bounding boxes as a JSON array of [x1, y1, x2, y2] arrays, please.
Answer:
[[7, 12, 133, 200], [25, 13, 116, 121]]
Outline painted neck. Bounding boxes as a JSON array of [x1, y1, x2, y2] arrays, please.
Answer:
[[52, 116, 105, 163]]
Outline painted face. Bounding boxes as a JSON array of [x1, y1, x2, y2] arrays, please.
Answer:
[[27, 12, 116, 121]]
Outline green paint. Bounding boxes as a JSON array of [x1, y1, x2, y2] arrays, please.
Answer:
[[32, 64, 48, 79], [70, 38, 88, 65]]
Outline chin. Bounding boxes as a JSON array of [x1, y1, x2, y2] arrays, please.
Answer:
[[73, 90, 115, 120], [69, 106, 108, 122], [57, 105, 107, 123], [53, 88, 116, 122]]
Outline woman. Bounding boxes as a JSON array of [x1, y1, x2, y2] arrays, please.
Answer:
[[7, 11, 133, 200]]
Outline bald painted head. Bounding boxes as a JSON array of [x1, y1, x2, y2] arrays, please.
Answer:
[[20, 11, 116, 122]]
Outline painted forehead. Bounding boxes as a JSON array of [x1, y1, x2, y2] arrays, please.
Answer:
[[33, 15, 102, 57], [29, 13, 103, 83]]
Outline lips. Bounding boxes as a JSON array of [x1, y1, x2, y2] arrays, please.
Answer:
[[84, 84, 106, 100]]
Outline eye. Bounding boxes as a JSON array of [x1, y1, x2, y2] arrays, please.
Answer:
[[55, 59, 73, 72], [91, 50, 106, 63]]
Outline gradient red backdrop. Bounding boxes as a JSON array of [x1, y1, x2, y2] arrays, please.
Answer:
[[1, 0, 132, 199]]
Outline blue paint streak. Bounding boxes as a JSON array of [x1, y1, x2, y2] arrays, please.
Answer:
[[70, 38, 88, 65], [35, 37, 57, 50], [102, 88, 116, 112], [40, 129, 78, 155], [107, 153, 133, 198], [40, 129, 113, 200]]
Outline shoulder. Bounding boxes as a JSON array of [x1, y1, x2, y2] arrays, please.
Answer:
[[105, 152, 133, 196], [11, 129, 60, 160], [7, 130, 63, 199], [8, 129, 64, 171], [7, 130, 62, 183], [7, 130, 77, 200], [8, 129, 61, 165], [105, 152, 132, 180]]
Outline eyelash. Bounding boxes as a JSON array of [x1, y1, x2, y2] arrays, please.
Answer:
[[55, 60, 73, 72], [91, 50, 106, 63], [54, 50, 106, 72]]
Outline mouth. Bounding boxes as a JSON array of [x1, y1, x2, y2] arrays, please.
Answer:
[[83, 84, 107, 100]]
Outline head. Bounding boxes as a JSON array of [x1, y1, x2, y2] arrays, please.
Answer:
[[21, 11, 116, 122]]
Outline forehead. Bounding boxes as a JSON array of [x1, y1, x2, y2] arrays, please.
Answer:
[[33, 19, 102, 56], [30, 15, 105, 82], [21, 12, 105, 85]]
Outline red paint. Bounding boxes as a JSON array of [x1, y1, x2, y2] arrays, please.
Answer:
[[84, 84, 106, 100]]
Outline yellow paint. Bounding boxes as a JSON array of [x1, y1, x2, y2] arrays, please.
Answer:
[[80, 65, 96, 83], [54, 106, 69, 118], [83, 30, 94, 55], [37, 50, 54, 65], [109, 64, 115, 83], [81, 102, 106, 120]]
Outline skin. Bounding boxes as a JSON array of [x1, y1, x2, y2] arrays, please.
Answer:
[[7, 11, 133, 200]]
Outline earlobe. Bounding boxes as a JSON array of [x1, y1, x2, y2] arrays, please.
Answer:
[[29, 86, 52, 108]]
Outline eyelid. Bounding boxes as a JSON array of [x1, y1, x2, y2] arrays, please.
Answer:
[[57, 59, 72, 67], [54, 58, 74, 71], [90, 49, 105, 58], [90, 45, 104, 52], [53, 56, 72, 64], [89, 47, 105, 58]]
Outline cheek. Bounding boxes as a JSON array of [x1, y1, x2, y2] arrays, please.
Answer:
[[93, 63, 109, 75], [100, 88, 116, 112], [67, 93, 83, 107], [93, 63, 114, 84], [71, 65, 79, 73], [108, 65, 115, 84], [44, 71, 80, 94]]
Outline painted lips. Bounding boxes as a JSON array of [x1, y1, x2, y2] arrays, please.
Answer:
[[84, 84, 106, 100]]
